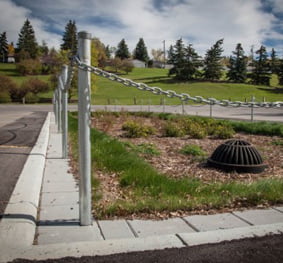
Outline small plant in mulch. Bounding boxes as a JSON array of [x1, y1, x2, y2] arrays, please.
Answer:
[[124, 142, 161, 156], [179, 144, 207, 162], [122, 120, 156, 138]]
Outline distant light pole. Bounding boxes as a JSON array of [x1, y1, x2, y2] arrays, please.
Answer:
[[163, 40, 166, 68]]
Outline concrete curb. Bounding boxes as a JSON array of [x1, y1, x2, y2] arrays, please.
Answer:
[[0, 113, 50, 249], [1, 223, 282, 262]]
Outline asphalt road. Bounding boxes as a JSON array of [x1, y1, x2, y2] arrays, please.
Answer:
[[10, 234, 283, 263], [0, 111, 47, 215]]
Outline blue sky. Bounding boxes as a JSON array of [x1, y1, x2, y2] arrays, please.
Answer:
[[0, 0, 282, 57]]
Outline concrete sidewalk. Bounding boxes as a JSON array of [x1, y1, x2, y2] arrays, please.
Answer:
[[1, 112, 283, 262]]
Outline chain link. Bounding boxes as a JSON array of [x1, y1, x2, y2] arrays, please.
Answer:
[[71, 56, 283, 108]]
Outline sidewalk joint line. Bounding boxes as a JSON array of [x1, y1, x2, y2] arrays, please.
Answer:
[[231, 212, 253, 226], [272, 207, 283, 214], [125, 220, 139, 238], [175, 233, 188, 247], [181, 217, 200, 232], [95, 220, 106, 240]]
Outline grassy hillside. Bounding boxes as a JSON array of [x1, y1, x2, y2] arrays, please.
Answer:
[[94, 68, 283, 105], [0, 63, 50, 85], [1, 63, 282, 105]]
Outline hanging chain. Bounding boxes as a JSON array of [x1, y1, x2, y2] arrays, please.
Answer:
[[70, 56, 283, 108]]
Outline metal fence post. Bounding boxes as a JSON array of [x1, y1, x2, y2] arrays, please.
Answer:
[[78, 31, 92, 226], [57, 86, 62, 132], [62, 65, 68, 158]]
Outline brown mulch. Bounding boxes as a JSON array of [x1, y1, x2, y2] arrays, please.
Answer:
[[70, 114, 283, 219]]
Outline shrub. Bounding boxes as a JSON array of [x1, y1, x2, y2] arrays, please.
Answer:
[[162, 121, 185, 137], [180, 144, 206, 157], [0, 75, 17, 93], [25, 92, 39, 103], [16, 59, 42, 75], [213, 125, 235, 139], [187, 123, 207, 139], [21, 78, 49, 95], [122, 120, 155, 138], [0, 91, 12, 103]]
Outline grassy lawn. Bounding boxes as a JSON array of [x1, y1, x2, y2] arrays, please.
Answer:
[[94, 68, 283, 105], [69, 112, 283, 218]]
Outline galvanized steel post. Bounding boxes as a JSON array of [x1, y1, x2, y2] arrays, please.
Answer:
[[57, 86, 62, 132], [78, 31, 92, 226], [62, 65, 68, 158]]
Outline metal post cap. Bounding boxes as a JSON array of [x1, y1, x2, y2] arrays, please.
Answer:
[[78, 31, 92, 39]]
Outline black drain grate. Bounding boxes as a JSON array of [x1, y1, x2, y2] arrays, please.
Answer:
[[207, 140, 267, 173]]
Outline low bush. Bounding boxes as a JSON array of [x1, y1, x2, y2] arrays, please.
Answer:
[[0, 75, 18, 93], [25, 92, 39, 103], [162, 121, 185, 137], [21, 78, 49, 95], [0, 91, 12, 103], [180, 144, 206, 157], [122, 120, 155, 138], [16, 59, 42, 75]]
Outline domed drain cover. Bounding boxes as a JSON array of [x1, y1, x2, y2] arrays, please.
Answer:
[[207, 140, 267, 173]]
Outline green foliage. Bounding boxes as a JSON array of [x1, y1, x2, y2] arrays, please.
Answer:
[[231, 120, 283, 137], [115, 39, 130, 60], [271, 139, 283, 146], [162, 121, 185, 137], [25, 92, 39, 103], [213, 125, 235, 139], [125, 142, 160, 156], [251, 45, 271, 86], [133, 38, 149, 62], [180, 144, 206, 157], [227, 43, 247, 83], [122, 120, 155, 138], [203, 39, 224, 80], [16, 19, 38, 59], [21, 78, 49, 95], [0, 91, 11, 103], [16, 59, 42, 75], [0, 32, 8, 62], [61, 20, 77, 54]]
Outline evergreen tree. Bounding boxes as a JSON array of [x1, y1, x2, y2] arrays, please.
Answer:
[[182, 44, 202, 80], [203, 39, 224, 80], [133, 38, 149, 62], [168, 38, 186, 79], [115, 39, 130, 59], [277, 59, 283, 85], [17, 19, 38, 59], [105, 45, 111, 59], [251, 45, 270, 85], [0, 32, 8, 62], [167, 45, 174, 64], [61, 20, 77, 54], [227, 43, 247, 83], [270, 48, 278, 73]]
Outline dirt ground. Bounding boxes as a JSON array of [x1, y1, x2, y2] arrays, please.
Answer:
[[87, 114, 283, 219], [11, 234, 283, 263]]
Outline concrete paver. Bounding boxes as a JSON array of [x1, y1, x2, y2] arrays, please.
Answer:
[[37, 224, 103, 245], [40, 191, 79, 206], [274, 206, 283, 213], [184, 212, 250, 232], [128, 218, 195, 238], [233, 208, 283, 225], [39, 205, 79, 222], [41, 181, 78, 193], [98, 220, 135, 240]]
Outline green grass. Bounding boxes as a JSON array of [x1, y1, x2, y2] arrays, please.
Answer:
[[68, 113, 283, 218], [93, 68, 283, 105]]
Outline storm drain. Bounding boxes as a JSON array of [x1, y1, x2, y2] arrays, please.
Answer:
[[207, 139, 267, 173]]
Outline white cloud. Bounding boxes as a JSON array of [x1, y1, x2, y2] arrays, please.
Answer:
[[1, 0, 282, 56]]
